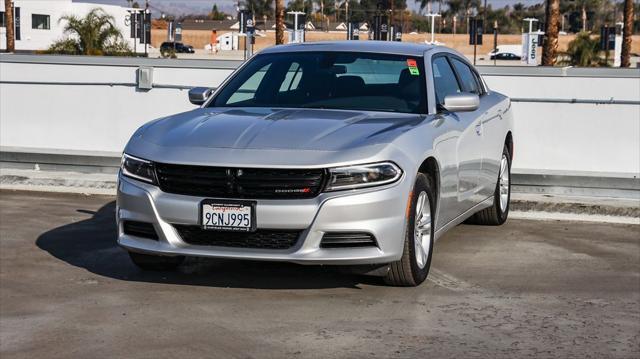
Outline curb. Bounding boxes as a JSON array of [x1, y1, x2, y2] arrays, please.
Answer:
[[510, 198, 639, 218]]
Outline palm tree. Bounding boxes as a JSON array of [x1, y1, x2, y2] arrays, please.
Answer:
[[620, 0, 634, 67], [245, 0, 273, 20], [542, 0, 560, 66], [568, 0, 601, 32], [4, 0, 15, 52], [461, 0, 480, 33], [275, 0, 285, 44], [559, 31, 602, 67], [441, 0, 463, 34], [48, 8, 130, 55]]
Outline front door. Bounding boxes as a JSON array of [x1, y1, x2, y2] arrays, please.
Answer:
[[431, 56, 483, 220]]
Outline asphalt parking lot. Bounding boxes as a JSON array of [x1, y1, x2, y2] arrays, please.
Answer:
[[0, 190, 638, 358]]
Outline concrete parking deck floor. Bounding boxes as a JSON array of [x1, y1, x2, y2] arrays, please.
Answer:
[[1, 190, 638, 358]]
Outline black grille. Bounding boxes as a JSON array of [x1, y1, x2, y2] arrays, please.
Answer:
[[321, 232, 377, 248], [155, 163, 326, 199], [123, 221, 158, 240], [174, 225, 301, 249]]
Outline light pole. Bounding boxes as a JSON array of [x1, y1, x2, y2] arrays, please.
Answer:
[[425, 13, 441, 44], [523, 17, 538, 34], [144, 0, 150, 57]]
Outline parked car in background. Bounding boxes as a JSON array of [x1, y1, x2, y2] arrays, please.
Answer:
[[117, 42, 514, 286], [160, 42, 195, 54], [487, 45, 522, 58], [491, 52, 522, 60]]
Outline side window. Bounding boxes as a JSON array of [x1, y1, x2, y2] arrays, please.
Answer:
[[450, 58, 480, 94], [432, 57, 461, 106], [32, 14, 50, 30]]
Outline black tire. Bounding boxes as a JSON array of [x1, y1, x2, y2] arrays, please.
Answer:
[[384, 173, 435, 287], [128, 251, 185, 271], [467, 144, 511, 225]]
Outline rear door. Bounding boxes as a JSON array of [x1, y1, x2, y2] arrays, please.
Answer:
[[455, 58, 506, 199]]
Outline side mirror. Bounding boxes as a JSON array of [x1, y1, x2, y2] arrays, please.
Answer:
[[442, 93, 480, 112], [188, 87, 213, 105]]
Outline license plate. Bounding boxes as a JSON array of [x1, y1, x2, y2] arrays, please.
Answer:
[[201, 200, 256, 232]]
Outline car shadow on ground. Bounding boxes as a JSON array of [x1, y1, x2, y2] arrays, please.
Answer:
[[36, 201, 383, 290]]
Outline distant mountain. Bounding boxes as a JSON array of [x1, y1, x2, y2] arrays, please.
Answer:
[[74, 0, 543, 18], [73, 0, 237, 18]]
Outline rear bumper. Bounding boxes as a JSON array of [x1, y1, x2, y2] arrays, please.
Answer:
[[116, 173, 411, 265]]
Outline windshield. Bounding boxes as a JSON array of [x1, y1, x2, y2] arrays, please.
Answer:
[[210, 52, 427, 114]]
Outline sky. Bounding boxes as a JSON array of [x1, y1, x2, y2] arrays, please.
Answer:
[[73, 0, 545, 18]]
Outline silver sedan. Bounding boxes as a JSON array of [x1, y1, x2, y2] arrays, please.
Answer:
[[117, 41, 514, 286]]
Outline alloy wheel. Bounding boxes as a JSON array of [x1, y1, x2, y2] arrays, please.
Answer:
[[414, 191, 432, 269], [499, 154, 510, 212]]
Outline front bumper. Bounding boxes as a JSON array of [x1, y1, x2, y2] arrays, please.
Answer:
[[116, 174, 411, 265]]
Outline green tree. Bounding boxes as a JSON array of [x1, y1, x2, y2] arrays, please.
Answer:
[[209, 4, 226, 20], [245, 0, 273, 19], [484, 5, 516, 33], [461, 0, 481, 32], [439, 0, 479, 33], [47, 8, 131, 56], [559, 31, 603, 66], [562, 0, 601, 32]]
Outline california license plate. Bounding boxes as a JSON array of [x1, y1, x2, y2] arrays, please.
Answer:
[[201, 200, 256, 232]]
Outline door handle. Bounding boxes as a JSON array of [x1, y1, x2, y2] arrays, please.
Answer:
[[475, 124, 482, 136]]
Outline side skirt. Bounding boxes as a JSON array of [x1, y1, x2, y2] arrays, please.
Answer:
[[434, 196, 493, 241]]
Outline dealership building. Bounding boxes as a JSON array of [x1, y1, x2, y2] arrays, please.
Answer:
[[1, 0, 149, 52]]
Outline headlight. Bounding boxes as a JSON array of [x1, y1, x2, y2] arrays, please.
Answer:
[[121, 154, 157, 184], [325, 162, 402, 191]]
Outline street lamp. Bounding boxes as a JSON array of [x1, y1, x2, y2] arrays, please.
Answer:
[[523, 18, 538, 34], [425, 13, 441, 44]]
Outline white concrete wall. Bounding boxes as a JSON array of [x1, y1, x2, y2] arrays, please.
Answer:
[[482, 74, 640, 177], [1, 55, 639, 178]]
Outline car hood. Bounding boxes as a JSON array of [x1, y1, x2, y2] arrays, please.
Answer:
[[136, 107, 425, 152]]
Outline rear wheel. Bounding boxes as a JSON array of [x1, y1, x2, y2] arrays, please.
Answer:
[[128, 251, 185, 271], [384, 174, 434, 287], [467, 145, 511, 225]]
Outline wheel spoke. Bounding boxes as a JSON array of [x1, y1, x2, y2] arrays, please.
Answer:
[[413, 190, 432, 270], [417, 212, 428, 230], [415, 193, 425, 220], [498, 154, 510, 212]]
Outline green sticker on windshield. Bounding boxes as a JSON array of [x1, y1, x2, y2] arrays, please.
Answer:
[[407, 59, 420, 76]]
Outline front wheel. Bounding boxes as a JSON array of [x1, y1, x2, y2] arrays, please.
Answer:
[[384, 173, 435, 286], [467, 144, 511, 225]]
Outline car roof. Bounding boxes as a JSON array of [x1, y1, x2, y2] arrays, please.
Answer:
[[260, 41, 441, 57]]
